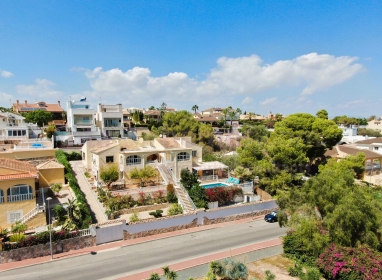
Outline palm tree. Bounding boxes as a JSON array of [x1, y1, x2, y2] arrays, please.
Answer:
[[146, 272, 161, 280], [236, 108, 242, 115], [222, 108, 229, 122], [191, 105, 199, 113], [162, 266, 178, 280], [228, 110, 236, 126]]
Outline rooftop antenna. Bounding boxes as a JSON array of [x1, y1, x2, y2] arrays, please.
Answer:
[[69, 95, 71, 101]]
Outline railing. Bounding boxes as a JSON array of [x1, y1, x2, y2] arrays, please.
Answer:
[[236, 181, 254, 193], [164, 162, 177, 182], [156, 164, 169, 185], [178, 183, 197, 210], [77, 228, 91, 236], [0, 196, 4, 203], [199, 175, 218, 182], [7, 193, 34, 202], [16, 204, 45, 224]]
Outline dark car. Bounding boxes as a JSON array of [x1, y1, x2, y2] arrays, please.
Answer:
[[264, 211, 278, 223]]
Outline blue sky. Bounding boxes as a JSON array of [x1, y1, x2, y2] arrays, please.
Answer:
[[0, 1, 381, 117]]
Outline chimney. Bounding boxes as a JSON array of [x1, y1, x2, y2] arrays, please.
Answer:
[[58, 100, 60, 106], [16, 100, 19, 105], [25, 100, 27, 106]]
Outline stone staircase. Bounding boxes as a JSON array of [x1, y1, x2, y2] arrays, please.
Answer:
[[156, 163, 196, 213]]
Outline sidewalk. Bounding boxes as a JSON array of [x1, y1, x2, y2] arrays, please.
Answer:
[[0, 215, 269, 273], [70, 161, 108, 223]]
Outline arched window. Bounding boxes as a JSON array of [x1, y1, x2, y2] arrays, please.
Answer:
[[0, 189, 4, 203], [177, 152, 190, 161], [126, 155, 141, 166], [7, 184, 33, 202]]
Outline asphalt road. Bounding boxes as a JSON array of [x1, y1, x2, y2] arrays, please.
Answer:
[[0, 220, 287, 280]]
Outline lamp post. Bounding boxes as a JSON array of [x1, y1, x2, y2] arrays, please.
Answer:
[[46, 197, 53, 260]]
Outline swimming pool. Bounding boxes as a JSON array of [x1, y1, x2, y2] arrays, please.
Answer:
[[201, 182, 229, 189]]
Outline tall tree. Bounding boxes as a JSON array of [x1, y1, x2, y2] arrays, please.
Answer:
[[273, 113, 342, 164], [25, 109, 53, 128], [191, 105, 199, 113], [228, 110, 236, 126], [248, 112, 255, 121], [316, 109, 329, 119], [100, 164, 119, 188], [129, 166, 157, 187]]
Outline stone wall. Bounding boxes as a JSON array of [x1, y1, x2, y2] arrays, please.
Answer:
[[123, 218, 198, 240], [203, 208, 279, 225], [0, 235, 95, 264], [118, 203, 169, 215]]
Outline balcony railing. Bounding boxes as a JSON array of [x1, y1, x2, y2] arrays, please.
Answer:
[[7, 193, 34, 202], [0, 196, 4, 203]]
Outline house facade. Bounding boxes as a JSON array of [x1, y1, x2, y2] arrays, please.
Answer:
[[355, 138, 382, 155], [82, 137, 203, 182], [13, 100, 65, 122], [0, 112, 29, 141], [0, 158, 39, 228], [66, 99, 101, 145], [95, 104, 124, 138]]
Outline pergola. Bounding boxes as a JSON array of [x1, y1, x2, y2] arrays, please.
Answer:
[[192, 161, 228, 181]]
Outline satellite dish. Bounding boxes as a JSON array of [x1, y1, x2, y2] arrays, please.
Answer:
[[80, 97, 87, 101]]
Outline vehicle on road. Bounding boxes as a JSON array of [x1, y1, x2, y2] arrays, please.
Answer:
[[264, 211, 278, 223]]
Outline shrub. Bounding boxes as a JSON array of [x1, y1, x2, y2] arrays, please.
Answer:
[[152, 190, 166, 204], [3, 230, 80, 251], [316, 244, 382, 280], [53, 205, 67, 222], [264, 270, 276, 280], [129, 212, 140, 222], [11, 221, 27, 234], [84, 171, 91, 178], [149, 210, 163, 218], [205, 187, 243, 206], [207, 258, 248, 280], [168, 204, 183, 216], [55, 150, 92, 228], [166, 184, 178, 203], [137, 191, 147, 205], [9, 233, 26, 242], [50, 183, 62, 195]]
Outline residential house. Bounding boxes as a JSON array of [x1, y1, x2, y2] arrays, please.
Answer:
[[0, 158, 44, 229], [12, 100, 65, 123], [367, 118, 382, 132], [355, 138, 382, 155], [95, 104, 124, 138], [0, 112, 29, 140], [36, 160, 65, 188], [325, 145, 382, 177], [65, 99, 101, 145], [81, 137, 203, 182]]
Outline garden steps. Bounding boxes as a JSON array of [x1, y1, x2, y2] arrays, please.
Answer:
[[174, 186, 195, 213]]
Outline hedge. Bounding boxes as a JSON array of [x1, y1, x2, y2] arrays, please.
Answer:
[[3, 230, 80, 251], [55, 150, 93, 228]]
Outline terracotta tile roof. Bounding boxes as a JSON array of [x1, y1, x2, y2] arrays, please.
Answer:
[[195, 117, 220, 122], [156, 138, 180, 149], [119, 139, 140, 151], [355, 138, 382, 144], [0, 158, 38, 180], [36, 160, 64, 169], [13, 101, 64, 113]]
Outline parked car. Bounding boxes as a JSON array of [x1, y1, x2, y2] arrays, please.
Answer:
[[264, 211, 278, 223]]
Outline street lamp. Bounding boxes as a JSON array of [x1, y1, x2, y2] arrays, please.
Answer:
[[46, 197, 53, 260]]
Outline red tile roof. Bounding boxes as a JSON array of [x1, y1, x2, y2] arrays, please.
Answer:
[[0, 158, 38, 180], [13, 101, 64, 113]]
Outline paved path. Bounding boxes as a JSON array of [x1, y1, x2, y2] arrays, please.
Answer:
[[70, 161, 107, 223], [0, 216, 286, 280]]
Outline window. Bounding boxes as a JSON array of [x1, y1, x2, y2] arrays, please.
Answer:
[[177, 152, 190, 161], [126, 155, 141, 165], [7, 185, 33, 202], [374, 147, 379, 151], [7, 210, 23, 224], [0, 189, 4, 203], [192, 150, 197, 157], [106, 156, 114, 163]]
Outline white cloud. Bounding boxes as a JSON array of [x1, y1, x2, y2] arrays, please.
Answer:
[[16, 79, 62, 98], [1, 70, 13, 78], [261, 97, 277, 106], [337, 100, 365, 108], [241, 97, 252, 105], [82, 53, 363, 106], [0, 92, 13, 101]]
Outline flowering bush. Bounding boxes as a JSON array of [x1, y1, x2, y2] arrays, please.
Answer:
[[316, 244, 382, 280], [3, 230, 80, 251], [205, 187, 243, 206]]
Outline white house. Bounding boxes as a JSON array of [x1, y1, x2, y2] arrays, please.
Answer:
[[65, 99, 101, 145], [0, 112, 29, 140], [95, 104, 124, 138], [355, 137, 382, 155]]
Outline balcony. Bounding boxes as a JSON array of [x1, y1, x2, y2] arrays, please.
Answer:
[[7, 193, 33, 202]]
